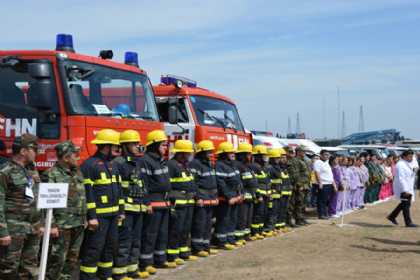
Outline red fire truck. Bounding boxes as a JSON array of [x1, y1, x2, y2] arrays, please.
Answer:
[[154, 75, 251, 154], [0, 34, 162, 169]]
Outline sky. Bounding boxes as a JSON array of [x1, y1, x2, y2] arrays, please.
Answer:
[[2, 0, 420, 139]]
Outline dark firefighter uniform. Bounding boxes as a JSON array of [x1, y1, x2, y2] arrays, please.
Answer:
[[267, 162, 282, 231], [214, 142, 242, 249], [235, 143, 258, 242], [167, 140, 197, 264], [278, 159, 292, 231], [112, 130, 149, 280], [137, 130, 171, 272], [79, 129, 124, 280], [250, 145, 272, 237], [189, 140, 218, 257]]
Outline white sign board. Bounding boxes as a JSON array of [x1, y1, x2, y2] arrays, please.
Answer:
[[37, 183, 69, 209]]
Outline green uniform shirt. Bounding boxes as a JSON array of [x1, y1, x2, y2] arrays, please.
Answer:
[[47, 162, 86, 229], [288, 157, 311, 189], [0, 160, 42, 237]]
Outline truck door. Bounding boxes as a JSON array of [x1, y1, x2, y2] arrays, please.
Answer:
[[156, 96, 195, 154]]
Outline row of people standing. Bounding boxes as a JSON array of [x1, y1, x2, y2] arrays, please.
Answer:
[[0, 130, 312, 280]]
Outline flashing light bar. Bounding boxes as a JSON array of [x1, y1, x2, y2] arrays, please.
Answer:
[[124, 51, 139, 67], [161, 74, 197, 88], [56, 34, 75, 52]]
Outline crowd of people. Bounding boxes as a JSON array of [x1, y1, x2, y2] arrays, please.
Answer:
[[308, 149, 418, 224], [0, 129, 418, 280]]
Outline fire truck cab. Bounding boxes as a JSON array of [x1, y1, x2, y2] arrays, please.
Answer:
[[0, 34, 162, 169], [154, 75, 251, 153]]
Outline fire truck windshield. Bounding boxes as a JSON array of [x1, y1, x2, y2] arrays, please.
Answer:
[[61, 60, 159, 121], [190, 95, 244, 131]]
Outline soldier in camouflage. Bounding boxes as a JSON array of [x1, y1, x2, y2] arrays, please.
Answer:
[[46, 140, 86, 280], [288, 146, 311, 226], [0, 133, 43, 280]]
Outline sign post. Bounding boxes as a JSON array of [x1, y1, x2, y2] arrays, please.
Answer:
[[37, 183, 69, 280]]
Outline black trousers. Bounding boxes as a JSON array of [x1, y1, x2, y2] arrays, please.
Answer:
[[278, 195, 290, 227], [316, 184, 334, 218], [140, 208, 169, 268], [113, 212, 144, 279], [252, 198, 268, 235], [389, 194, 413, 226], [237, 201, 253, 238], [214, 202, 237, 246], [191, 205, 214, 253], [167, 205, 194, 261], [80, 215, 118, 280], [265, 198, 281, 231]]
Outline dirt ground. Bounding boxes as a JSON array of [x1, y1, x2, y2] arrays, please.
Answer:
[[154, 198, 420, 280]]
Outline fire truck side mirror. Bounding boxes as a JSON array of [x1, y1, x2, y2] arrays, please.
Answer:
[[168, 105, 178, 124], [28, 63, 51, 79]]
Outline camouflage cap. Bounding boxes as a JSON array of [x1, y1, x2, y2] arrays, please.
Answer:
[[55, 140, 80, 158], [13, 133, 38, 150], [295, 145, 306, 152]]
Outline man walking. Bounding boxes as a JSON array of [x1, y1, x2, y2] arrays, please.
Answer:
[[387, 150, 417, 227]]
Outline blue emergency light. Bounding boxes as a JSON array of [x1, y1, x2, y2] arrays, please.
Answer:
[[161, 74, 197, 88], [124, 52, 139, 67], [56, 34, 75, 52]]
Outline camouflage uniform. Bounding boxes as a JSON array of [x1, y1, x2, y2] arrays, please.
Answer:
[[288, 155, 310, 225], [46, 141, 86, 280], [0, 134, 42, 280]]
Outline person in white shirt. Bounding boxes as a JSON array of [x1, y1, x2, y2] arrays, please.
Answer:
[[387, 150, 417, 227], [313, 150, 336, 219]]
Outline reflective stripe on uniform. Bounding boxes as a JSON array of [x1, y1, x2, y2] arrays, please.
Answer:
[[179, 246, 189, 253], [154, 250, 166, 255], [80, 265, 97, 273], [281, 191, 292, 195], [112, 266, 127, 275], [241, 172, 253, 179], [191, 238, 204, 243], [271, 179, 282, 184], [170, 176, 194, 183], [140, 254, 153, 259], [167, 249, 180, 255], [97, 261, 113, 268], [119, 199, 125, 205], [96, 206, 119, 214], [272, 193, 281, 199], [127, 263, 138, 273], [87, 202, 96, 209], [121, 181, 130, 188]]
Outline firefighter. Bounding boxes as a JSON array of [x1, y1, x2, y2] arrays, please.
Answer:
[[189, 140, 219, 257], [79, 129, 125, 280], [112, 130, 150, 280], [137, 130, 173, 273], [267, 148, 284, 232], [278, 148, 293, 232], [214, 142, 242, 250], [235, 143, 258, 242], [167, 140, 198, 266], [250, 144, 273, 238]]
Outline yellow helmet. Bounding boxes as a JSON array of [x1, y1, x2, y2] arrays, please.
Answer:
[[172, 139, 194, 153], [267, 148, 281, 158], [119, 129, 141, 144], [146, 130, 168, 146], [253, 144, 268, 155], [278, 148, 286, 156], [91, 129, 120, 145], [236, 143, 253, 154], [196, 140, 215, 153], [216, 141, 235, 155]]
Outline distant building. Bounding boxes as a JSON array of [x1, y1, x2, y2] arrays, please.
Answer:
[[342, 129, 402, 145]]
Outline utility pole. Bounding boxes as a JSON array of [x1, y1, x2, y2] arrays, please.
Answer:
[[341, 111, 346, 138], [322, 96, 326, 139], [358, 105, 365, 132], [336, 86, 341, 138], [296, 112, 301, 134]]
